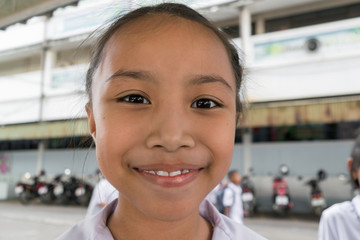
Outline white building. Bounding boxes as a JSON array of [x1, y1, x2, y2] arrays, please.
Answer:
[[0, 0, 359, 212]]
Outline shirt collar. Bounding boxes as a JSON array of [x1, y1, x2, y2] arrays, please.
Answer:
[[227, 182, 237, 189], [199, 199, 233, 239], [89, 198, 235, 240], [352, 194, 360, 218], [86, 198, 117, 239]]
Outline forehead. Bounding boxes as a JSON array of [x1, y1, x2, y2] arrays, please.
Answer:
[[97, 14, 234, 87], [107, 14, 225, 49]]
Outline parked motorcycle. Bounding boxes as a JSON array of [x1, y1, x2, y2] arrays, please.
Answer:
[[52, 169, 80, 205], [74, 180, 93, 206], [241, 175, 256, 217], [37, 180, 56, 204], [14, 171, 47, 205], [306, 170, 327, 216], [272, 165, 293, 216]]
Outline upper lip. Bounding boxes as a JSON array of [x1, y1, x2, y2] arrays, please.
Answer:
[[132, 163, 205, 172]]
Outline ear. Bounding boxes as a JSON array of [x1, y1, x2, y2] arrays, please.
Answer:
[[347, 158, 353, 173], [347, 158, 357, 180], [86, 103, 96, 141]]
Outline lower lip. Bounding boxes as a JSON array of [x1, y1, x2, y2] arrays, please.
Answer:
[[136, 169, 201, 188]]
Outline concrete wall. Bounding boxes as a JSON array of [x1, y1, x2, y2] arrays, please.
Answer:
[[0, 140, 355, 213], [0, 149, 98, 199], [231, 140, 352, 177], [230, 140, 354, 212]]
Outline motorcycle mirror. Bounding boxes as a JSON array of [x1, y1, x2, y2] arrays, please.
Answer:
[[64, 168, 71, 175], [317, 169, 327, 181], [24, 172, 31, 179], [279, 164, 289, 176]]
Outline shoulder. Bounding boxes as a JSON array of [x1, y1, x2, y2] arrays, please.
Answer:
[[319, 198, 360, 240], [319, 200, 354, 234], [224, 183, 236, 194], [199, 199, 266, 240], [217, 215, 267, 240], [321, 200, 353, 222], [57, 199, 117, 240]]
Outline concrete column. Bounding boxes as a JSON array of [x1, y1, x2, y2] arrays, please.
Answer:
[[239, 6, 253, 175], [243, 128, 252, 175], [239, 5, 253, 64], [36, 141, 45, 174], [255, 18, 265, 34], [37, 16, 56, 174]]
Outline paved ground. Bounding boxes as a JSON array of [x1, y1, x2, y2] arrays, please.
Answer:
[[0, 200, 319, 240], [0, 200, 86, 240], [244, 213, 319, 240]]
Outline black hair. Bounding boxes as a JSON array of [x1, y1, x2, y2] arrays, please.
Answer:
[[85, 3, 243, 113], [350, 135, 360, 188], [227, 169, 239, 180]]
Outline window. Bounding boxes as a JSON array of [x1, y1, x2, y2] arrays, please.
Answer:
[[265, 3, 360, 33]]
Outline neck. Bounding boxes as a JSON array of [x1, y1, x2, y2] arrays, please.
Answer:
[[107, 196, 212, 240]]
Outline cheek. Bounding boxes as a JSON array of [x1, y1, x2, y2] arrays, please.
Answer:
[[93, 109, 143, 175], [198, 115, 236, 174]]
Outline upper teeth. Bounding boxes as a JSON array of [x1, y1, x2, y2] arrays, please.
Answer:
[[143, 170, 190, 177]]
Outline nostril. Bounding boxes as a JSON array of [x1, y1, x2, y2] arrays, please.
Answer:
[[145, 131, 195, 151]]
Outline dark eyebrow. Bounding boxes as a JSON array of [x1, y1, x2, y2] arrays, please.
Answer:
[[190, 74, 233, 92], [105, 69, 156, 83], [105, 70, 233, 92]]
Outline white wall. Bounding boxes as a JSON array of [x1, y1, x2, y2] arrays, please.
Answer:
[[0, 140, 355, 212], [231, 140, 352, 176], [0, 149, 98, 199], [230, 140, 354, 212]]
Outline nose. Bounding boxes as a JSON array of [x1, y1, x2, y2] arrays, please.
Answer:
[[145, 106, 195, 152]]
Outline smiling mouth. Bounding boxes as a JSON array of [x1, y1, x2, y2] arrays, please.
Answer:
[[133, 167, 204, 187], [137, 169, 193, 177]]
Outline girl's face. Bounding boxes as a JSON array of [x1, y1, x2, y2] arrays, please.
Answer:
[[87, 16, 237, 221]]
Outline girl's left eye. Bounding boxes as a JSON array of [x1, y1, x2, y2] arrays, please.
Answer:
[[117, 94, 151, 104], [191, 99, 220, 109]]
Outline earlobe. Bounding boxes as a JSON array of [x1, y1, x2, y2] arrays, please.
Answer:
[[347, 158, 357, 180], [85, 103, 96, 140], [347, 158, 353, 173]]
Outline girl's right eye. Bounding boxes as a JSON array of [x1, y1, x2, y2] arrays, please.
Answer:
[[117, 94, 151, 104]]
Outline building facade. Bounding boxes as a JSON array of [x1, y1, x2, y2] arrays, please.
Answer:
[[1, 0, 359, 212]]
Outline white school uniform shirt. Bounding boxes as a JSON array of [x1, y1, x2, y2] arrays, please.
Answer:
[[86, 178, 118, 217], [318, 194, 360, 240], [58, 198, 266, 240], [223, 182, 244, 224], [206, 184, 221, 206]]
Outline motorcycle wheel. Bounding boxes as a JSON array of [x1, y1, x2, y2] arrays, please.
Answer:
[[248, 207, 254, 217], [39, 192, 54, 205], [57, 193, 70, 205], [77, 190, 92, 206], [314, 207, 323, 217], [243, 202, 254, 217], [19, 191, 31, 205]]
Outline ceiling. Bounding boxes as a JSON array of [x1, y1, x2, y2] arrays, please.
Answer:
[[199, 0, 360, 23], [0, 0, 79, 29], [0, 0, 358, 29]]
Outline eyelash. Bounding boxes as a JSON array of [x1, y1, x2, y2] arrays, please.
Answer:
[[117, 94, 151, 104], [191, 98, 221, 109], [117, 94, 221, 109]]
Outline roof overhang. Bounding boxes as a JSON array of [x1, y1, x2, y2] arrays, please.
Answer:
[[0, 0, 80, 30]]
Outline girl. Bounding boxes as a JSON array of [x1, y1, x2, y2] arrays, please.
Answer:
[[318, 135, 360, 240], [59, 3, 266, 240]]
